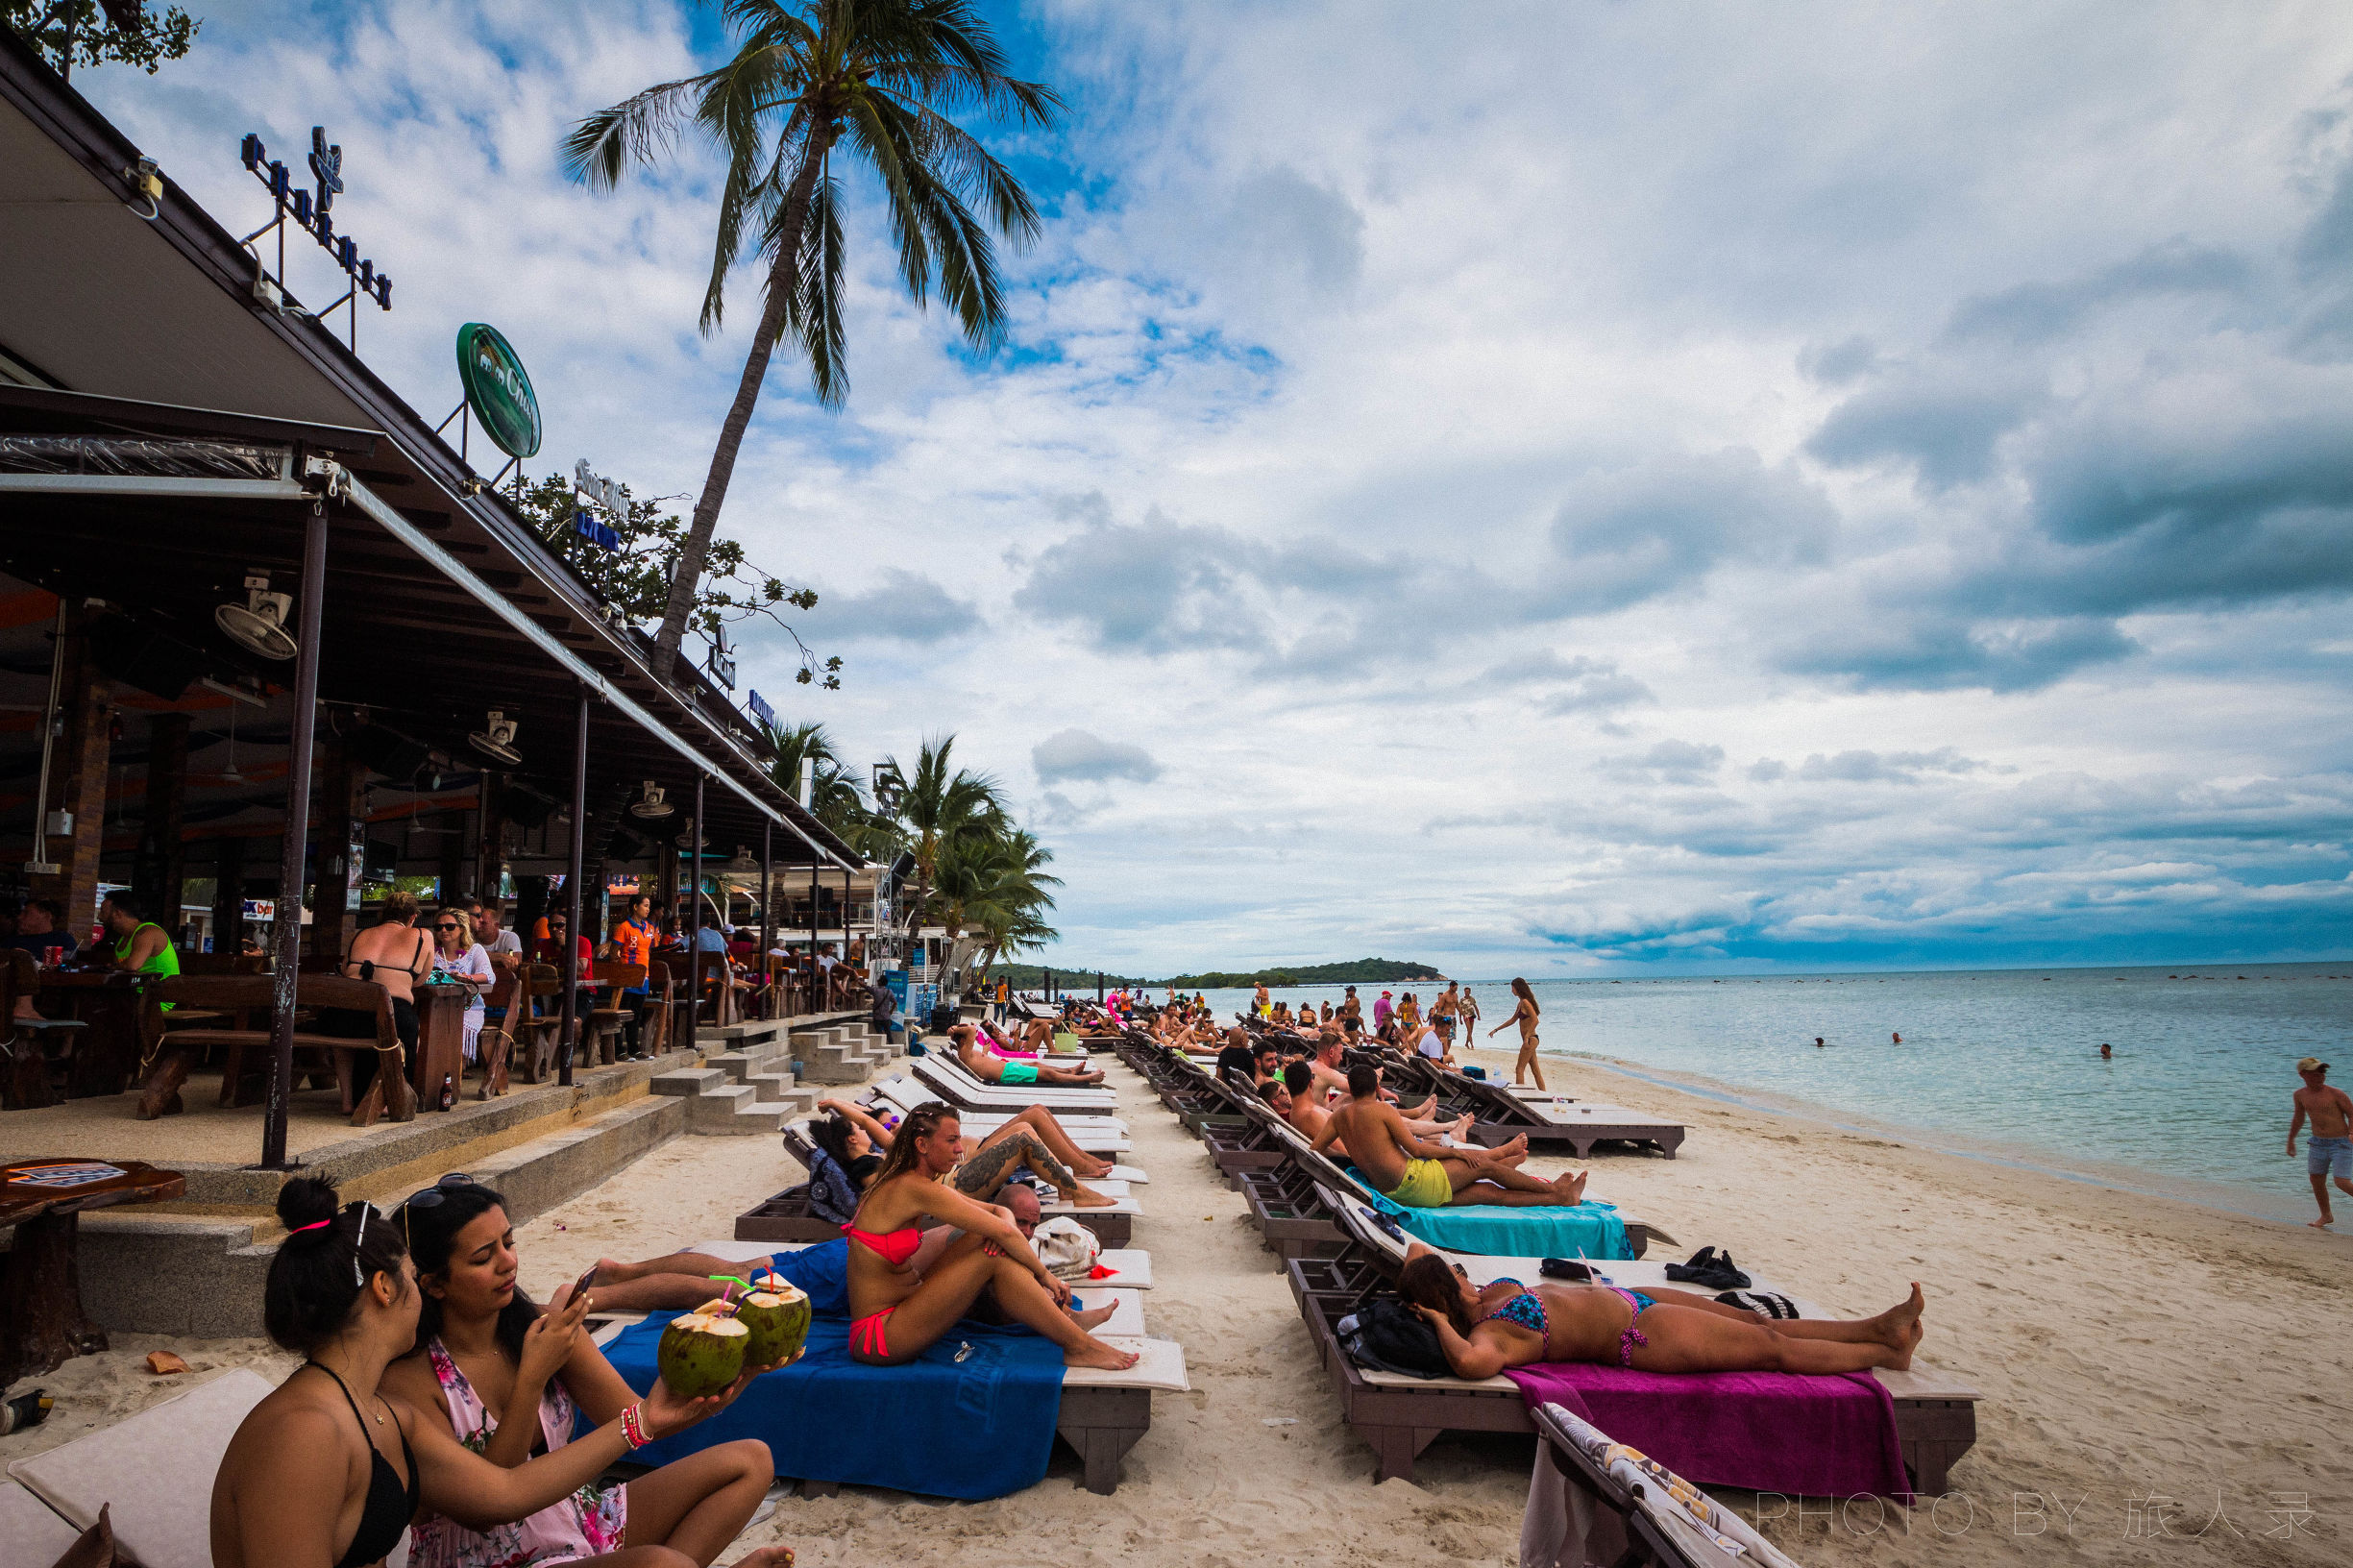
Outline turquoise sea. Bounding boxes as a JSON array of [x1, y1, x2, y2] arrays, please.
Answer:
[[1183, 963, 2353, 1226]]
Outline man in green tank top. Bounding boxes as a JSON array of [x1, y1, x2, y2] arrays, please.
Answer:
[[101, 890, 179, 1008]]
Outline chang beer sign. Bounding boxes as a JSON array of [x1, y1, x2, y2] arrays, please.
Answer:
[[455, 323, 542, 458]]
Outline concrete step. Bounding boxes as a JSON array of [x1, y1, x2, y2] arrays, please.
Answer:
[[745, 1070, 799, 1104], [77, 1094, 686, 1339], [651, 1066, 730, 1096], [685, 1083, 784, 1134]]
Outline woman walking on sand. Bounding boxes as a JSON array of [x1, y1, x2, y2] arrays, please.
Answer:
[[1490, 977, 1545, 1090]]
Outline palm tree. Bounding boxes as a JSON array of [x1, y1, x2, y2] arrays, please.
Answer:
[[881, 733, 1003, 929], [563, 0, 1061, 681], [761, 719, 905, 860]]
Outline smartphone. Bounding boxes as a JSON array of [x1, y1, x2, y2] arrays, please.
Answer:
[[569, 1264, 599, 1304]]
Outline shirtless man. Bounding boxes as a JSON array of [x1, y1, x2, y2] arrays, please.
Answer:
[[1253, 981, 1271, 1018], [954, 1023, 1103, 1087], [1281, 1063, 1511, 1160], [1315, 1065, 1582, 1209], [1302, 1035, 1437, 1119], [2289, 1056, 2353, 1229]]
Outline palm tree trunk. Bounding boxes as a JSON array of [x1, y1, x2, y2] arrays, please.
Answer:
[[651, 123, 839, 682]]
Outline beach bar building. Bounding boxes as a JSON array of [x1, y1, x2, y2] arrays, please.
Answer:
[[0, 32, 876, 1368]]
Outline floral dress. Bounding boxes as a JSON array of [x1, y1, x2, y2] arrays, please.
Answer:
[[406, 1338, 628, 1567]]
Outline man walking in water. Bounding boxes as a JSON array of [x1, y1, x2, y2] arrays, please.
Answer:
[[2289, 1056, 2353, 1229], [1316, 1065, 1585, 1209]]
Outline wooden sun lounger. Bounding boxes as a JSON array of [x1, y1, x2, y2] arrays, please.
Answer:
[[1285, 1213, 1979, 1494], [674, 1238, 1187, 1493], [1446, 1073, 1686, 1158], [1223, 1091, 1671, 1260], [868, 1076, 1132, 1143], [1527, 1401, 1807, 1568], [910, 1055, 1119, 1111]]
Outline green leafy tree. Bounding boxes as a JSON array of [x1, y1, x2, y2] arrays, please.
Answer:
[[937, 824, 1059, 979], [876, 733, 1004, 930], [5, 0, 197, 79], [561, 0, 1060, 682], [759, 719, 902, 857], [511, 470, 840, 687]]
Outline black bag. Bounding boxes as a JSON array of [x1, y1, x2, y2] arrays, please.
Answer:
[[1338, 1297, 1452, 1380]]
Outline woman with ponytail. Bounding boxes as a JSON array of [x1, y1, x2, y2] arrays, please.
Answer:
[[208, 1177, 790, 1568]]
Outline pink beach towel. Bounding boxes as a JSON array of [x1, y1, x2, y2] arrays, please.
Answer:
[[1504, 1362, 1914, 1503]]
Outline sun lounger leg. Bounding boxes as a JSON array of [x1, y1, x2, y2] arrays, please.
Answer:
[[1057, 1387, 1149, 1495], [797, 1479, 839, 1498], [1367, 1424, 1440, 1482]]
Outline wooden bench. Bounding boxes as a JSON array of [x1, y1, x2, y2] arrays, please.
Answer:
[[136, 974, 415, 1126]]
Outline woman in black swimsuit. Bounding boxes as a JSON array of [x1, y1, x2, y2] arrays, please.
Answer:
[[208, 1178, 788, 1568]]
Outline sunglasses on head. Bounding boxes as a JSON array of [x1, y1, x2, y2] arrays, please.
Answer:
[[399, 1172, 476, 1243]]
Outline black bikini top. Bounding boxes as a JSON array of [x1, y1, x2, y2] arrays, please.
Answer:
[[346, 931, 429, 986], [308, 1361, 418, 1568]]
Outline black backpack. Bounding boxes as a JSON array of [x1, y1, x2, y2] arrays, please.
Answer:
[[1338, 1296, 1452, 1380]]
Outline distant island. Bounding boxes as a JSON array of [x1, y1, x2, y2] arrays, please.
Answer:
[[1161, 957, 1449, 989], [981, 957, 1448, 991]]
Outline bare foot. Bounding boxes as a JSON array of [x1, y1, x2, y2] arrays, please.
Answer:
[[1069, 1302, 1117, 1330], [1886, 1314, 1924, 1371], [1068, 1186, 1119, 1208], [594, 1257, 641, 1284], [1551, 1170, 1588, 1203], [1072, 1157, 1113, 1180], [2311, 1216, 2336, 1229], [1065, 1337, 1140, 1371], [1489, 1132, 1530, 1160], [1875, 1283, 1926, 1350], [726, 1548, 795, 1568]]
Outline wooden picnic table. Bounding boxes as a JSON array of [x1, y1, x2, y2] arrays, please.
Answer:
[[412, 984, 470, 1109], [0, 1158, 184, 1384], [32, 968, 144, 1097]]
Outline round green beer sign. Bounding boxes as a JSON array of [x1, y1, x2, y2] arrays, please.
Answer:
[[455, 323, 542, 458]]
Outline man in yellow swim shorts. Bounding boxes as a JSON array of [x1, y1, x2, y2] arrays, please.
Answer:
[[1315, 1065, 1587, 1209]]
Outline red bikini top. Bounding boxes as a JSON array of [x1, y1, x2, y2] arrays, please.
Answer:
[[844, 1223, 922, 1266]]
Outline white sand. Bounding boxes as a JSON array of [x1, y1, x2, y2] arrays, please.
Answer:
[[8, 1041, 2346, 1565]]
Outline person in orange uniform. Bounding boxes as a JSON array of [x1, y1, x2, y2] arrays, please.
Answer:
[[604, 894, 659, 1060]]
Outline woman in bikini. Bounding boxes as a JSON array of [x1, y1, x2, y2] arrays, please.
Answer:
[[383, 1177, 790, 1568], [840, 1105, 1139, 1371], [209, 1177, 785, 1568], [1488, 976, 1546, 1090], [322, 892, 436, 1115], [1395, 1242, 1925, 1381]]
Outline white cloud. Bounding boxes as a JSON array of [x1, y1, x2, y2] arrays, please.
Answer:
[[71, 0, 2353, 973]]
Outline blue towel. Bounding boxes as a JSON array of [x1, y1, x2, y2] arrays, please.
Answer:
[[760, 1238, 850, 1313], [1358, 1188, 1632, 1260], [600, 1310, 1066, 1500]]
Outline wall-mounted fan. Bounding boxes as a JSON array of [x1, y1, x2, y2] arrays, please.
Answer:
[[469, 710, 522, 767], [214, 575, 297, 661], [627, 780, 674, 820]]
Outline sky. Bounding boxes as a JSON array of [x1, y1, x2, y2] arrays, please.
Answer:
[[66, 0, 2353, 976]]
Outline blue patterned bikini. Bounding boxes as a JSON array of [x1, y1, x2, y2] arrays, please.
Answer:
[[1485, 1279, 1659, 1365]]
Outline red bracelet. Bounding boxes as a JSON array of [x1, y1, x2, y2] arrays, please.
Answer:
[[619, 1403, 648, 1450]]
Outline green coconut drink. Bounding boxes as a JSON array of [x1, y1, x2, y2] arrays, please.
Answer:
[[733, 1277, 812, 1367], [657, 1309, 748, 1398]]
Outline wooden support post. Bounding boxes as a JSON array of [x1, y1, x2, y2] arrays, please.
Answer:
[[759, 821, 773, 1018], [141, 712, 190, 944], [262, 502, 330, 1170], [558, 687, 588, 1088], [31, 603, 112, 942], [475, 770, 506, 909], [310, 738, 366, 961], [210, 834, 245, 955]]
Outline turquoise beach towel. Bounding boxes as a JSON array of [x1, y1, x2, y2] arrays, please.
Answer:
[[1359, 1188, 1632, 1260]]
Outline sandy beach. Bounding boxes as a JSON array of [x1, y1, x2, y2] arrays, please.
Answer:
[[6, 1041, 2345, 1566]]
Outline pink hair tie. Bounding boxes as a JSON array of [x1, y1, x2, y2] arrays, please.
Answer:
[[290, 1219, 332, 1234]]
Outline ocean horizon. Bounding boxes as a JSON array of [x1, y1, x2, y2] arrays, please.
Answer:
[[1174, 960, 2353, 1227]]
